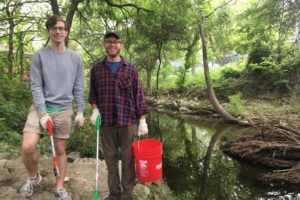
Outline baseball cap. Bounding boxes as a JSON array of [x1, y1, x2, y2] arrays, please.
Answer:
[[104, 31, 121, 40]]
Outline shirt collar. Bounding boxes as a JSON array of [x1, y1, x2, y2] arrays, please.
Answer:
[[101, 56, 128, 67]]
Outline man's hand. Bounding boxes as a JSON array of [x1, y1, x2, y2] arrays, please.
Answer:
[[90, 108, 100, 125], [137, 118, 148, 136], [40, 113, 52, 129], [74, 112, 84, 127]]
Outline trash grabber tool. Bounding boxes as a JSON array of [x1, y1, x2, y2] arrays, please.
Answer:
[[46, 120, 60, 177], [93, 114, 101, 200]]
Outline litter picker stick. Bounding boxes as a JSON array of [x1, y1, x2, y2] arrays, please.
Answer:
[[46, 120, 60, 177], [93, 115, 101, 200]]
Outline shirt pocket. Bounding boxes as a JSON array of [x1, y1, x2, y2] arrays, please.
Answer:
[[118, 76, 132, 90]]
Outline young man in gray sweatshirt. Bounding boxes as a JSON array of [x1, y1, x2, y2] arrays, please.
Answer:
[[19, 15, 84, 200]]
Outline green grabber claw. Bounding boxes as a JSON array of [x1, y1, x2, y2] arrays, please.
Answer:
[[96, 115, 101, 131]]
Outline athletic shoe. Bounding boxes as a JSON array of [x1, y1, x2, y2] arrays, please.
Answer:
[[19, 173, 42, 197], [54, 187, 72, 200]]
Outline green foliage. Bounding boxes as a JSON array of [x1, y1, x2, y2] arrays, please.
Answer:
[[0, 75, 31, 151], [207, 7, 235, 62], [226, 94, 245, 117], [0, 118, 21, 146], [184, 71, 205, 88], [247, 45, 272, 65], [173, 191, 194, 200], [37, 136, 51, 155], [0, 76, 31, 132], [285, 86, 300, 115], [245, 55, 295, 93], [221, 67, 242, 79], [67, 120, 100, 157], [134, 0, 192, 44], [280, 51, 300, 87], [176, 67, 186, 89]]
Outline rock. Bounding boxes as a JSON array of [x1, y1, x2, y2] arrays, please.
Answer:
[[0, 186, 24, 200], [0, 152, 10, 160], [133, 183, 151, 199], [64, 176, 70, 182], [67, 151, 81, 163], [0, 168, 10, 182], [0, 159, 7, 168], [179, 106, 189, 113]]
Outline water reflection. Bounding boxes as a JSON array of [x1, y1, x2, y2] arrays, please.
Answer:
[[146, 110, 300, 200], [198, 125, 232, 200]]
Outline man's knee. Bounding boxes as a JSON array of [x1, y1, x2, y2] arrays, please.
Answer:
[[54, 141, 66, 156], [22, 132, 40, 155], [22, 143, 36, 155]]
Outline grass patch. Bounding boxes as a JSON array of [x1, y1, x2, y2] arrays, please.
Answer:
[[226, 94, 246, 116]]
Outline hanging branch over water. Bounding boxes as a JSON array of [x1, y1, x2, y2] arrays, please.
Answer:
[[198, 7, 250, 126]]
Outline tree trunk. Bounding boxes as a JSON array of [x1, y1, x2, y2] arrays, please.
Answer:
[[146, 68, 152, 95], [156, 43, 163, 91], [49, 0, 84, 46], [181, 35, 199, 87], [50, 0, 60, 15], [199, 9, 248, 125], [18, 33, 24, 83], [6, 7, 15, 77], [146, 49, 152, 94], [65, 0, 84, 46]]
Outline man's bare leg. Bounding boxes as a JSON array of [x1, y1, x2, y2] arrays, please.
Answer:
[[21, 132, 40, 179], [54, 139, 67, 190]]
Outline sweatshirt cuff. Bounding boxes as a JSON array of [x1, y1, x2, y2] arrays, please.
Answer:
[[77, 106, 84, 113]]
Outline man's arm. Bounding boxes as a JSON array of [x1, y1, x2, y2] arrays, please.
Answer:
[[30, 53, 46, 114], [73, 58, 84, 113]]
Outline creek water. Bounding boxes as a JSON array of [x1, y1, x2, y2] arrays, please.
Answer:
[[146, 109, 300, 200]]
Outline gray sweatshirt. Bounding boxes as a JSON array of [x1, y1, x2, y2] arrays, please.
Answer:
[[30, 46, 84, 113]]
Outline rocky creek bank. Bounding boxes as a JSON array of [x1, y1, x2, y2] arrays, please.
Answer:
[[0, 151, 172, 200]]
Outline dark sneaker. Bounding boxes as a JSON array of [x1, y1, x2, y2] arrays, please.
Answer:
[[19, 173, 42, 197], [104, 194, 121, 200], [54, 187, 72, 200]]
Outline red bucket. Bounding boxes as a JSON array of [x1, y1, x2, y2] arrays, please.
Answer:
[[133, 139, 163, 183]]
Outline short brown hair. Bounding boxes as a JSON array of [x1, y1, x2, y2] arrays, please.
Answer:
[[45, 15, 67, 30]]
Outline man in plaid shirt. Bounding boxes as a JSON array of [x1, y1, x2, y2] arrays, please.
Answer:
[[89, 31, 148, 200]]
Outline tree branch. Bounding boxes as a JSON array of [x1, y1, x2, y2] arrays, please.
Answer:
[[205, 0, 236, 18], [104, 0, 153, 13], [70, 38, 97, 61]]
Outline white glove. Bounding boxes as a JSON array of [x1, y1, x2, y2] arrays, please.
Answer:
[[74, 112, 84, 127], [137, 118, 148, 136], [90, 108, 100, 125], [40, 113, 52, 129]]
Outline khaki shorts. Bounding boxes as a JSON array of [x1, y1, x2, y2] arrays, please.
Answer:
[[23, 105, 73, 139]]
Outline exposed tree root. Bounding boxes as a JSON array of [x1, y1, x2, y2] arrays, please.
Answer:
[[222, 119, 300, 186]]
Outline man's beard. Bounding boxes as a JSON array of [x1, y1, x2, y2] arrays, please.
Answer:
[[106, 49, 120, 58]]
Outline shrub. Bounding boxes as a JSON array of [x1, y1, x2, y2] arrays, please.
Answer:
[[67, 117, 101, 158], [246, 45, 272, 65], [226, 94, 245, 117], [0, 76, 31, 132], [0, 118, 21, 147], [221, 67, 241, 79]]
